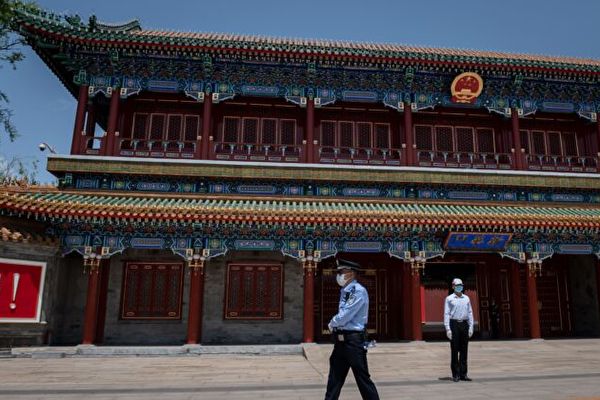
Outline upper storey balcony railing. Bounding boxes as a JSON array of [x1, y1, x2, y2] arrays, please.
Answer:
[[118, 139, 196, 159], [213, 142, 302, 162], [318, 146, 403, 166], [417, 151, 512, 170], [77, 134, 600, 174], [76, 135, 600, 175], [524, 154, 598, 173]]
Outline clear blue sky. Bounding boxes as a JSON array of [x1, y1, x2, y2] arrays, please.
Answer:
[[2, 0, 600, 182]]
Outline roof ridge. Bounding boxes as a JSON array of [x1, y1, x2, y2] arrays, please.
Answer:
[[12, 5, 600, 69], [130, 28, 600, 67]]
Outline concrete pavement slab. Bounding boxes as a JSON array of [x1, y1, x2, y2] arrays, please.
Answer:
[[1, 340, 600, 399]]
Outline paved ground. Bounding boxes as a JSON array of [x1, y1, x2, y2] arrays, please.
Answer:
[[1, 339, 600, 399]]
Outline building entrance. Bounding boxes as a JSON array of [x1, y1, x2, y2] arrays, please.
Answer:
[[421, 262, 478, 339], [314, 253, 404, 342]]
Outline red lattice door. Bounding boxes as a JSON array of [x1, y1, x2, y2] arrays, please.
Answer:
[[476, 262, 513, 339], [317, 268, 387, 340], [537, 265, 572, 337]]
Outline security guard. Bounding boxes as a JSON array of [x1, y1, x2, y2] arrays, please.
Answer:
[[324, 259, 379, 400], [444, 277, 474, 382]]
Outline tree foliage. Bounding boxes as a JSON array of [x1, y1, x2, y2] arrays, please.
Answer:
[[0, 155, 38, 183], [1, 0, 37, 142]]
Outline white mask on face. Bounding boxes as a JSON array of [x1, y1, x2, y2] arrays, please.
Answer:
[[336, 273, 349, 287]]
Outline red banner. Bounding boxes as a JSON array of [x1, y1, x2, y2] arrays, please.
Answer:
[[0, 258, 45, 322]]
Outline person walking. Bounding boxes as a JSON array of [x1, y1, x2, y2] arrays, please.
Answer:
[[324, 259, 380, 400], [444, 277, 474, 382]]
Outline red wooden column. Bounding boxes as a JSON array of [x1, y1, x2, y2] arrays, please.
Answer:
[[186, 259, 206, 344], [511, 107, 524, 170], [71, 85, 89, 154], [94, 261, 111, 344], [81, 257, 102, 345], [596, 259, 600, 315], [103, 90, 120, 156], [596, 119, 600, 161], [305, 98, 315, 163], [510, 261, 524, 338], [302, 259, 316, 342], [199, 94, 213, 159], [401, 261, 412, 339], [84, 101, 96, 150], [403, 103, 414, 166], [526, 263, 542, 339], [410, 262, 423, 341]]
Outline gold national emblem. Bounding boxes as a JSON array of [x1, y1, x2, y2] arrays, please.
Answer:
[[450, 72, 483, 104]]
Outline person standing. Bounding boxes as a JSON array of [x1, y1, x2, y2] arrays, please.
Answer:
[[490, 298, 500, 339], [444, 277, 474, 382], [324, 259, 380, 400]]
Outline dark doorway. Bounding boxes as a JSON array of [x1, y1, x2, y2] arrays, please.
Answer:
[[421, 262, 478, 340], [314, 253, 403, 342]]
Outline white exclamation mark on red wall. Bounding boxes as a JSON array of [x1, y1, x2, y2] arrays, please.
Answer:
[[10, 273, 20, 310]]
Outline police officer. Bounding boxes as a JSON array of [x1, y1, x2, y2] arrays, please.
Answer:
[[444, 278, 474, 382], [324, 259, 379, 400]]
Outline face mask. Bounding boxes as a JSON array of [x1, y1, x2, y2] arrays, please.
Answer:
[[454, 285, 464, 293], [336, 273, 349, 287]]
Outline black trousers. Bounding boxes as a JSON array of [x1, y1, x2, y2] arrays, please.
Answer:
[[450, 319, 469, 378], [324, 334, 379, 400]]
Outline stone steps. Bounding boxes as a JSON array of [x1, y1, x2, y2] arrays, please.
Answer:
[[10, 344, 305, 358], [0, 348, 14, 358]]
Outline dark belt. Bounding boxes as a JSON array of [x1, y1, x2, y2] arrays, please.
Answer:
[[334, 329, 363, 334], [451, 319, 467, 323], [333, 330, 364, 342]]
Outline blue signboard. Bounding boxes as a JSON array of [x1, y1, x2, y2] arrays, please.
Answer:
[[444, 232, 512, 252]]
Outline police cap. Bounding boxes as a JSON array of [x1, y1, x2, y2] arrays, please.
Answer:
[[336, 258, 361, 272]]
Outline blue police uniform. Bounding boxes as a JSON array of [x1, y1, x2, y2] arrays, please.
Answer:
[[329, 280, 369, 331], [324, 260, 379, 400]]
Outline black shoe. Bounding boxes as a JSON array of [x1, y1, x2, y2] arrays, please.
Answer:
[[460, 376, 472, 381], [452, 376, 460, 382]]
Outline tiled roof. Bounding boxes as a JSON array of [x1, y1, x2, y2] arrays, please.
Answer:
[[0, 223, 57, 245], [134, 29, 600, 68], [12, 7, 600, 74], [1, 188, 599, 230]]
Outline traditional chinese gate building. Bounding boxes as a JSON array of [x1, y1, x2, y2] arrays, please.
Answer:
[[1, 7, 600, 346]]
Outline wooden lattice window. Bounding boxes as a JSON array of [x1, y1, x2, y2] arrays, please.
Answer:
[[414, 125, 433, 150], [547, 131, 562, 155], [280, 119, 297, 145], [225, 263, 283, 320], [374, 123, 391, 149], [149, 114, 166, 140], [375, 124, 391, 149], [184, 116, 199, 141], [562, 132, 578, 156], [121, 262, 183, 320], [520, 130, 530, 153], [435, 126, 454, 152], [531, 131, 546, 155], [167, 115, 183, 141], [132, 113, 148, 140], [242, 118, 259, 144], [261, 119, 277, 144], [321, 121, 336, 146], [456, 127, 474, 153], [356, 122, 372, 148], [223, 117, 240, 143], [477, 128, 495, 153], [339, 121, 354, 147]]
